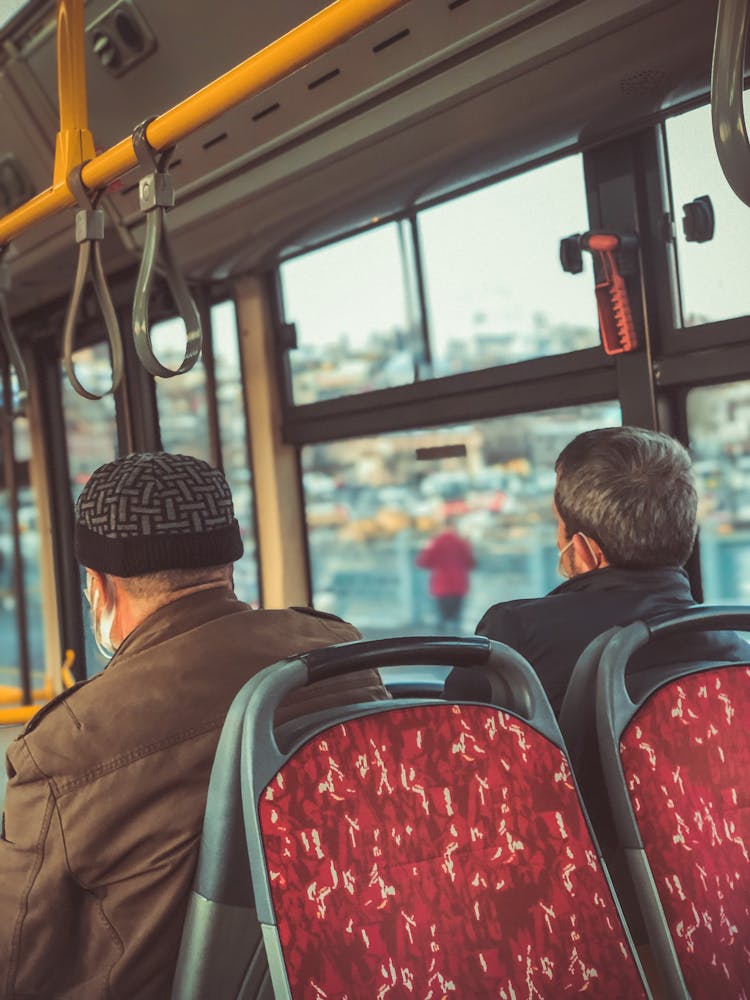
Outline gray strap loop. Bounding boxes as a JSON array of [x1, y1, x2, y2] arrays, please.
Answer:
[[711, 0, 750, 207], [62, 162, 124, 401], [0, 248, 28, 417], [131, 119, 202, 379]]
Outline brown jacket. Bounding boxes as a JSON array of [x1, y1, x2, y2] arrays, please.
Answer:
[[0, 590, 383, 999]]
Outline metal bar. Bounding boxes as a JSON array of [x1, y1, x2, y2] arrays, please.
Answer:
[[655, 342, 750, 388], [0, 352, 32, 704], [0, 704, 41, 724], [283, 365, 618, 445], [118, 304, 160, 454], [409, 214, 433, 370], [0, 0, 408, 246], [53, 0, 95, 186], [396, 219, 421, 380], [584, 136, 658, 430], [196, 290, 223, 472], [226, 289, 264, 604], [32, 337, 88, 681]]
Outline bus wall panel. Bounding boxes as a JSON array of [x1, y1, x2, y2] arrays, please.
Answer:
[[156, 0, 714, 277]]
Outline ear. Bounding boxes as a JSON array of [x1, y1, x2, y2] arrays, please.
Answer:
[[572, 533, 608, 572], [88, 570, 114, 607]]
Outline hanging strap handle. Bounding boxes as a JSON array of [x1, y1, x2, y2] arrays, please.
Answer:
[[131, 118, 202, 379], [0, 247, 28, 416], [711, 0, 750, 208], [61, 163, 124, 400]]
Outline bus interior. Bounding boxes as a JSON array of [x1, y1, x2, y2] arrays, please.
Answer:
[[0, 0, 749, 992]]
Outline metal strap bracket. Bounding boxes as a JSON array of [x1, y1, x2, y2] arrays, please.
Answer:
[[131, 118, 202, 379], [62, 161, 124, 400]]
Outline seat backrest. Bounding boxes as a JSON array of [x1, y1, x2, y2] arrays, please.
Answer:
[[241, 635, 649, 999], [173, 634, 531, 999], [171, 664, 272, 1000], [596, 607, 750, 999]]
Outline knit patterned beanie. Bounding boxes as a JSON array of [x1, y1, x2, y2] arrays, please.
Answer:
[[75, 452, 244, 577]]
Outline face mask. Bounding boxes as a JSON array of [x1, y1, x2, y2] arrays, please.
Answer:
[[85, 573, 117, 658], [557, 533, 598, 580]]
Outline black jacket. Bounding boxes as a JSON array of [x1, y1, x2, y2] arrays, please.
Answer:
[[446, 566, 749, 713]]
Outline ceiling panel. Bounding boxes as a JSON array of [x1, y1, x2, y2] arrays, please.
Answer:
[[0, 0, 720, 313]]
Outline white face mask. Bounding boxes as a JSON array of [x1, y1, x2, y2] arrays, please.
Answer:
[[557, 533, 598, 580], [85, 573, 117, 659]]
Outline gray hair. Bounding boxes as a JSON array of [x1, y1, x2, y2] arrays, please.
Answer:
[[116, 564, 233, 601], [554, 427, 697, 569]]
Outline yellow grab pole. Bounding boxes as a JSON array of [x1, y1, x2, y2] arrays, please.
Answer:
[[0, 704, 40, 725], [0, 0, 409, 246], [53, 0, 96, 186]]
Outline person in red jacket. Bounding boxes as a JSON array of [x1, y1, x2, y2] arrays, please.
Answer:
[[416, 518, 476, 629]]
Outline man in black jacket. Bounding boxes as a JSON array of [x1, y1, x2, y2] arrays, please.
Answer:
[[446, 426, 748, 712], [447, 426, 750, 956]]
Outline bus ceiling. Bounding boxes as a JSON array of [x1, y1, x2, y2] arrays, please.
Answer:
[[0, 0, 729, 318]]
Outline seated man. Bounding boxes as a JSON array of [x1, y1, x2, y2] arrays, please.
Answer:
[[0, 452, 385, 999], [446, 426, 748, 712]]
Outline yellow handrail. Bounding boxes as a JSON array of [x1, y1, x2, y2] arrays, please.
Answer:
[[0, 649, 76, 725], [0, 704, 41, 725], [53, 0, 95, 185], [0, 0, 409, 246]]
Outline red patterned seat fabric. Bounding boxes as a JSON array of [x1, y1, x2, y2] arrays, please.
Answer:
[[619, 665, 750, 997], [258, 703, 644, 999]]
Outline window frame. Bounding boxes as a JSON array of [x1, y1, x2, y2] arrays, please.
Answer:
[[272, 113, 750, 612], [273, 145, 619, 444]]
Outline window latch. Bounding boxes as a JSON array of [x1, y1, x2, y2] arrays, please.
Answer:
[[279, 322, 298, 351]]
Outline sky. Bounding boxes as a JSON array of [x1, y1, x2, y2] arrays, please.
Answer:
[[280, 154, 598, 355], [0, 0, 27, 30]]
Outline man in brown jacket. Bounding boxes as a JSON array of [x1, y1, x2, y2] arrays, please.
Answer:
[[0, 452, 385, 999]]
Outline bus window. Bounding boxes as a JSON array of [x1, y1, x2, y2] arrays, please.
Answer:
[[17, 483, 43, 680], [211, 300, 259, 606], [0, 473, 43, 690], [302, 401, 621, 638], [62, 344, 118, 494], [666, 100, 750, 327], [418, 155, 598, 376], [688, 381, 750, 603], [279, 222, 419, 404], [8, 410, 43, 681], [0, 1, 29, 29], [154, 318, 212, 463], [62, 343, 119, 675], [0, 483, 19, 683]]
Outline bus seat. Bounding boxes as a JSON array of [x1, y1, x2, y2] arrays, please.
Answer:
[[594, 608, 750, 999], [378, 662, 449, 698], [171, 691, 440, 994], [197, 635, 649, 999], [170, 662, 273, 1000]]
